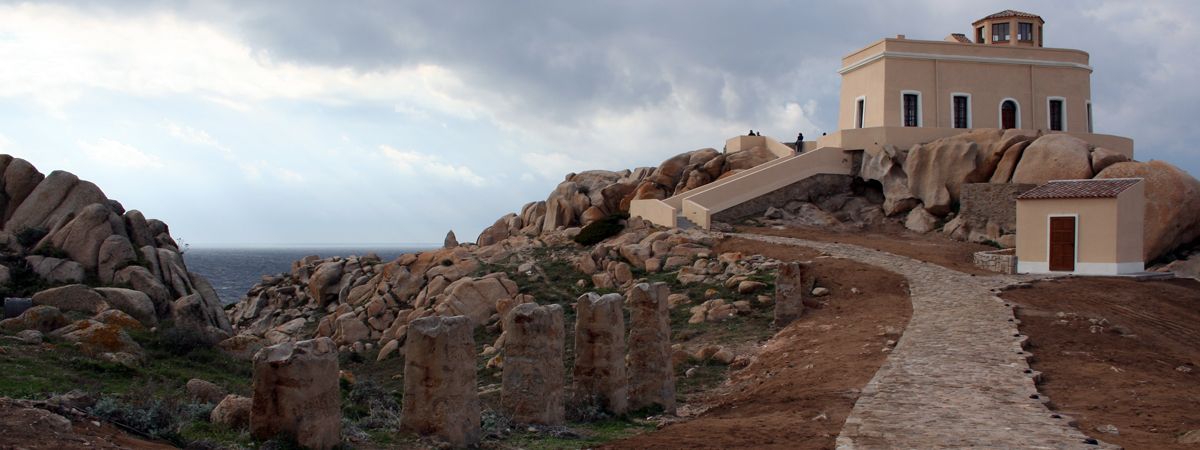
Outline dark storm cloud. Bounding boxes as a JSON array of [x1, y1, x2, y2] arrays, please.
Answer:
[[23, 0, 1200, 173]]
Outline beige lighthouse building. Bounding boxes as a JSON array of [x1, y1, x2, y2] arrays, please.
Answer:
[[818, 9, 1131, 155]]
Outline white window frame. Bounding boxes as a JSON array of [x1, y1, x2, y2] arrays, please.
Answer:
[[950, 92, 972, 129], [1045, 214, 1079, 273], [1085, 100, 1093, 133], [999, 98, 1021, 129], [899, 90, 923, 127], [854, 95, 867, 129], [1046, 96, 1068, 132]]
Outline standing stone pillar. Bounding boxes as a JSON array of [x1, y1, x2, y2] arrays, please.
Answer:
[[774, 262, 809, 327], [501, 302, 565, 425], [401, 315, 480, 447], [251, 337, 341, 450], [626, 282, 675, 414], [572, 292, 628, 415]]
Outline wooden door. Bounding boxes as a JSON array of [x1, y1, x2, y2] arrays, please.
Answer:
[[1049, 216, 1076, 271], [1002, 101, 1017, 129]]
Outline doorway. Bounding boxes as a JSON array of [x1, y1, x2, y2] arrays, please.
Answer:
[[1001, 100, 1018, 129], [1049, 216, 1076, 271]]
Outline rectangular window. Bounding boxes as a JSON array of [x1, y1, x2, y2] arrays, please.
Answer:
[[1049, 99, 1064, 131], [992, 23, 1010, 42], [856, 98, 865, 128], [953, 95, 969, 128], [976, 26, 985, 43], [903, 93, 919, 127], [1039, 26, 1043, 46], [1018, 22, 1034, 41]]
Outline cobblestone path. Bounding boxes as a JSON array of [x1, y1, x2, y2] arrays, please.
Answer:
[[733, 233, 1111, 449]]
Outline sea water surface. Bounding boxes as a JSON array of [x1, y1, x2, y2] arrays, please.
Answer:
[[185, 245, 436, 305]]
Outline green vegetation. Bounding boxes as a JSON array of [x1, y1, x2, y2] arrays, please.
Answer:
[[0, 326, 253, 447], [573, 214, 627, 246], [14, 227, 47, 249]]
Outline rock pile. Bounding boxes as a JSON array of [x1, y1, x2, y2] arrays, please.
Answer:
[[855, 131, 1200, 260], [0, 156, 231, 353]]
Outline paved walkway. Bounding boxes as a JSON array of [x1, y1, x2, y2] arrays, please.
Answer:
[[733, 233, 1111, 449]]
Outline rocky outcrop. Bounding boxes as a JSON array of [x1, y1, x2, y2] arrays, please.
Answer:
[[211, 395, 252, 429], [251, 338, 341, 450], [501, 303, 565, 426], [0, 305, 68, 333], [402, 316, 480, 448], [860, 145, 918, 216], [25, 256, 84, 284], [186, 378, 227, 404], [0, 156, 233, 351], [32, 284, 107, 315], [1096, 160, 1200, 260], [903, 132, 989, 215], [1011, 134, 1093, 184]]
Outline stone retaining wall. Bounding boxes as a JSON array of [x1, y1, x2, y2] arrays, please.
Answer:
[[974, 248, 1017, 274], [959, 183, 1036, 233]]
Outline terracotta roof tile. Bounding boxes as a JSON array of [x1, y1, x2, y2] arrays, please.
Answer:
[[977, 9, 1043, 22], [1017, 178, 1141, 200]]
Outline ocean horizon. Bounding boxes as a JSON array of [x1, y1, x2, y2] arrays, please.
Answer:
[[184, 245, 438, 305]]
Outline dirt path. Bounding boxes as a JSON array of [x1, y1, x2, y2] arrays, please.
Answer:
[[1004, 277, 1200, 449], [731, 233, 1111, 449], [606, 237, 912, 449]]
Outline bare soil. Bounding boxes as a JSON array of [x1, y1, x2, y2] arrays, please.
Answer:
[[606, 237, 911, 449], [0, 401, 175, 450], [1004, 276, 1200, 449], [738, 224, 996, 275]]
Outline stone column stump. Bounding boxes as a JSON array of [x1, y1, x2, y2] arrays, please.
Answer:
[[774, 262, 810, 327], [572, 292, 628, 415], [626, 282, 675, 413], [501, 302, 565, 425], [401, 315, 480, 447], [250, 337, 342, 450]]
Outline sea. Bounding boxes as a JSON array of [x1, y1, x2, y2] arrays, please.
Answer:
[[184, 246, 436, 305]]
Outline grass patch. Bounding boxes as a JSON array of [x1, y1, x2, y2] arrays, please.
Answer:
[[501, 417, 656, 449]]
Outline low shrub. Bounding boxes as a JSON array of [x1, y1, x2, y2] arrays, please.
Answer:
[[89, 396, 185, 445], [15, 227, 47, 248], [573, 214, 627, 246], [153, 326, 213, 357], [32, 244, 70, 259]]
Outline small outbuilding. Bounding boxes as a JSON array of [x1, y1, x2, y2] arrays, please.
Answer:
[[1015, 178, 1144, 275]]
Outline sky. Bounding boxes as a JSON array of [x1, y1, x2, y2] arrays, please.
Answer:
[[0, 1, 1195, 246]]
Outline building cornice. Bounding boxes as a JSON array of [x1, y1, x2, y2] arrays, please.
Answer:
[[838, 50, 1093, 74]]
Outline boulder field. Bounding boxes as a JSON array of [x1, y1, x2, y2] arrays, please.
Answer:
[[0, 155, 232, 364]]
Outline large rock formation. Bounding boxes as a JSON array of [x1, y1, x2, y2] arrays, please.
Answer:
[[250, 338, 341, 450], [401, 315, 480, 447], [1011, 134, 1093, 184], [0, 156, 232, 348], [1096, 160, 1200, 261], [501, 303, 565, 425], [625, 282, 675, 414], [572, 292, 628, 415]]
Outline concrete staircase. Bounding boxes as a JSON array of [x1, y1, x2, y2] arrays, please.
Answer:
[[630, 142, 856, 230]]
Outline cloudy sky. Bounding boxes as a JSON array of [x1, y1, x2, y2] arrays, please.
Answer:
[[0, 1, 1195, 246]]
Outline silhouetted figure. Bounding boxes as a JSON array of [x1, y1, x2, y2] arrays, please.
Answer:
[[748, 129, 755, 136], [796, 132, 805, 152]]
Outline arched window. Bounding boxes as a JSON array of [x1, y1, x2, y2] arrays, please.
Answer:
[[1000, 99, 1020, 129]]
